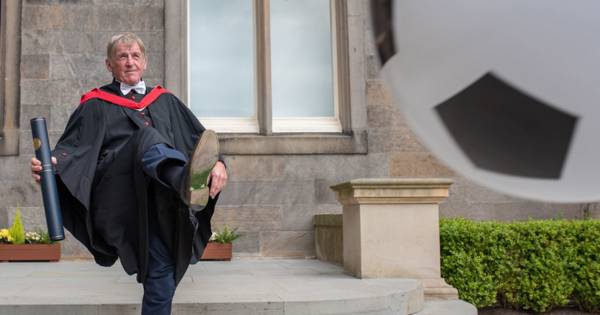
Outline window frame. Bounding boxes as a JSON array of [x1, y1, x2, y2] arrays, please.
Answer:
[[165, 0, 367, 155], [0, 0, 21, 156]]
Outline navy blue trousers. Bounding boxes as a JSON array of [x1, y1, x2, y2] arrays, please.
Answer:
[[141, 230, 176, 315], [141, 143, 187, 315]]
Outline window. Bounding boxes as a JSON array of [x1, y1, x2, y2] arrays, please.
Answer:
[[165, 0, 367, 154], [0, 0, 21, 156], [186, 0, 348, 134]]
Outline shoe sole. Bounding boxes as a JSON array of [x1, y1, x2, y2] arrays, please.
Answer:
[[188, 129, 219, 207]]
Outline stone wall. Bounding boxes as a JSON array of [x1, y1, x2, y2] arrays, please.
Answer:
[[0, 0, 592, 259], [2, 0, 165, 258]]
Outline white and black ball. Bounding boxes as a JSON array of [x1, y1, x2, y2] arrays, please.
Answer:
[[372, 0, 600, 202]]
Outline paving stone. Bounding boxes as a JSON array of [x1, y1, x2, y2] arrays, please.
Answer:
[[173, 303, 284, 315], [21, 54, 50, 79], [1, 305, 101, 315], [0, 259, 428, 314]]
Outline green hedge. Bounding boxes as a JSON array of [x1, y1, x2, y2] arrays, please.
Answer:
[[440, 218, 600, 313]]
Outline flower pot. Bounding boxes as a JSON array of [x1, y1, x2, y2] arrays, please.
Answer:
[[0, 243, 61, 262], [200, 242, 232, 261]]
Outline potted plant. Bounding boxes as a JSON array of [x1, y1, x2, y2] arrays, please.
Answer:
[[0, 209, 60, 262], [200, 226, 241, 261]]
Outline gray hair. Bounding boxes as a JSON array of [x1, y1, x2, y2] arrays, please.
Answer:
[[106, 32, 146, 59]]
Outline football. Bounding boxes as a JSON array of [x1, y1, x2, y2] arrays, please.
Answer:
[[373, 0, 600, 202]]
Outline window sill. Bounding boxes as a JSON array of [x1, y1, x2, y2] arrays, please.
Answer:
[[218, 130, 368, 155]]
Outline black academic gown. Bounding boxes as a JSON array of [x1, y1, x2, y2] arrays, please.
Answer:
[[52, 81, 216, 285]]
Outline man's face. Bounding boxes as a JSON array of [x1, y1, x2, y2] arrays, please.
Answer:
[[106, 42, 147, 85]]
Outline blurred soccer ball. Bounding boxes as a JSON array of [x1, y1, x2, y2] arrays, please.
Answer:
[[372, 0, 600, 202]]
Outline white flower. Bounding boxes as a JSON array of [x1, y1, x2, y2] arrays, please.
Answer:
[[25, 231, 42, 243]]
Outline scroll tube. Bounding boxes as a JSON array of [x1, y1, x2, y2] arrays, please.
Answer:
[[30, 117, 65, 241]]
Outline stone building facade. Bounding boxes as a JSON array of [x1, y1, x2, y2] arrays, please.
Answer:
[[0, 0, 596, 258]]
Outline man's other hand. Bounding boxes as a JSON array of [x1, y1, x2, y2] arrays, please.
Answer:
[[31, 156, 57, 184], [208, 161, 227, 198]]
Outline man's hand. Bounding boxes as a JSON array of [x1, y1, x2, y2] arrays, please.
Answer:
[[208, 161, 227, 198], [31, 156, 57, 183]]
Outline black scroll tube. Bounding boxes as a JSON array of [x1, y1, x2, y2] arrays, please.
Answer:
[[30, 117, 65, 241]]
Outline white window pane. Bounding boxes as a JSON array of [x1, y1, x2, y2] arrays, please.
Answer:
[[189, 0, 255, 118], [270, 0, 334, 118]]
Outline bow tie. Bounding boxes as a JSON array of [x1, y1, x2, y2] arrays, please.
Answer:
[[120, 81, 146, 96]]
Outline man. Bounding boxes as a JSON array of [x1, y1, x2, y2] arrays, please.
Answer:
[[30, 32, 227, 315]]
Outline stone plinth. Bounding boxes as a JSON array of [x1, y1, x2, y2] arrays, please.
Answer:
[[314, 214, 343, 265], [330, 178, 458, 299]]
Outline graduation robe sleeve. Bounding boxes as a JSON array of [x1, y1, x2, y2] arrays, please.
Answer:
[[53, 100, 105, 210], [52, 100, 118, 266]]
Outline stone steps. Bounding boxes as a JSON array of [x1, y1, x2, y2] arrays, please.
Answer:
[[416, 300, 478, 315], [0, 259, 474, 315]]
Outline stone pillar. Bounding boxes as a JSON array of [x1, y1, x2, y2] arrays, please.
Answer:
[[330, 178, 458, 299]]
